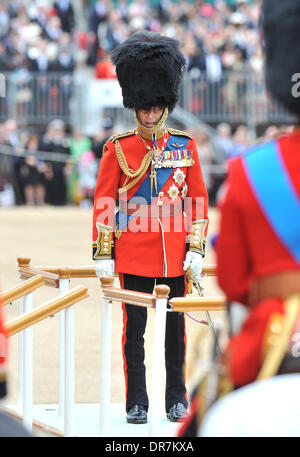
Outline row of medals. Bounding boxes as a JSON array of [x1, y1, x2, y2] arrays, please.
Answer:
[[138, 131, 181, 196]]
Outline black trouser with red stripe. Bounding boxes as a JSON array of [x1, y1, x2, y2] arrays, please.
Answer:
[[120, 273, 187, 413]]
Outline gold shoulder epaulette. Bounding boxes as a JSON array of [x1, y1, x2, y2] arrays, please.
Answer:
[[168, 128, 193, 139], [109, 129, 136, 143]]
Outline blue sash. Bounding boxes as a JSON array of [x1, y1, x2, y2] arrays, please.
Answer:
[[117, 133, 189, 230], [243, 141, 300, 265]]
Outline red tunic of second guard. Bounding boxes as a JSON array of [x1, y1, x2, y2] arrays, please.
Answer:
[[216, 129, 300, 386]]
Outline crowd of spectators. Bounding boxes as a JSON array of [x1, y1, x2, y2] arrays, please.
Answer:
[[0, 115, 115, 207], [1, 115, 294, 209], [189, 121, 295, 205], [0, 0, 289, 209], [0, 0, 75, 72], [0, 0, 76, 120], [0, 0, 262, 79], [0, 0, 264, 124], [84, 0, 262, 80], [83, 0, 263, 118]]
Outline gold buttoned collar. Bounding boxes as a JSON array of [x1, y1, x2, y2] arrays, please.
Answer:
[[134, 107, 168, 141]]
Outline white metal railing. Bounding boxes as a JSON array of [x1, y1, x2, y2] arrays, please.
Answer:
[[5, 257, 223, 437], [0, 71, 73, 125], [0, 70, 294, 129], [14, 260, 173, 437], [178, 70, 294, 125], [99, 276, 171, 437], [4, 258, 89, 436], [98, 275, 225, 437], [7, 284, 89, 433]]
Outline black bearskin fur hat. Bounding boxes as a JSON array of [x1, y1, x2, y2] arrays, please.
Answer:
[[262, 0, 300, 117], [111, 31, 186, 112]]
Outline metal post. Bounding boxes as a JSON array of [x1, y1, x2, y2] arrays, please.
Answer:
[[18, 294, 24, 408], [59, 277, 75, 437], [64, 299, 75, 436], [58, 309, 65, 421], [58, 279, 68, 421], [99, 277, 113, 437], [149, 285, 170, 437], [22, 291, 33, 433], [99, 297, 112, 436]]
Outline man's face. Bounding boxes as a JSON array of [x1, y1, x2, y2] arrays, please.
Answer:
[[137, 107, 164, 128]]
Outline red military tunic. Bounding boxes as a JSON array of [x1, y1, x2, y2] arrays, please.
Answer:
[[216, 129, 300, 386], [92, 128, 208, 278]]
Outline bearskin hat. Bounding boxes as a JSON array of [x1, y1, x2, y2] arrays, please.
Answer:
[[111, 31, 186, 112], [262, 0, 300, 117]]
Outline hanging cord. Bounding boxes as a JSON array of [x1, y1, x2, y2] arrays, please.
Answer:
[[185, 312, 208, 325]]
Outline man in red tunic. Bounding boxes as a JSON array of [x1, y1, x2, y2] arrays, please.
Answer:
[[92, 31, 209, 424], [216, 0, 300, 389], [178, 0, 300, 437]]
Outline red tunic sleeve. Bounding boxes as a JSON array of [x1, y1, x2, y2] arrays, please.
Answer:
[[216, 158, 251, 305], [92, 140, 121, 257]]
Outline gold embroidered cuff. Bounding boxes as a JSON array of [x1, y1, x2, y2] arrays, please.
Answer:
[[93, 222, 114, 259], [188, 219, 208, 256]]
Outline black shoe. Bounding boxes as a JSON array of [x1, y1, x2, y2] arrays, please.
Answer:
[[126, 405, 147, 424], [167, 403, 187, 422]]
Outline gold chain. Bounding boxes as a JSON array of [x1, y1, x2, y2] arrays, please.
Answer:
[[115, 107, 169, 194], [115, 139, 153, 193], [136, 129, 168, 155], [115, 138, 152, 178], [134, 107, 169, 139]]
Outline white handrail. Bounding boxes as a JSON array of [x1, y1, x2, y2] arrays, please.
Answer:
[[12, 258, 222, 437], [58, 279, 67, 426], [99, 279, 113, 436], [23, 291, 33, 433], [149, 285, 170, 437], [6, 279, 89, 436], [64, 284, 75, 437]]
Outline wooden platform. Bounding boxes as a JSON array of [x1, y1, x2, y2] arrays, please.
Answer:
[[5, 403, 181, 437]]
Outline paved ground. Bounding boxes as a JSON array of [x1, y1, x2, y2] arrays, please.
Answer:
[[0, 206, 226, 413]]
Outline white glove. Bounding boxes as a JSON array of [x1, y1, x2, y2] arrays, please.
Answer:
[[183, 251, 204, 282], [94, 259, 115, 278]]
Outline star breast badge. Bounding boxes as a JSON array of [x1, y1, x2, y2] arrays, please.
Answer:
[[173, 168, 186, 186], [167, 183, 180, 200]]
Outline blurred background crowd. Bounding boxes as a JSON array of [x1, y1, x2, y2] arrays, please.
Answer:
[[0, 0, 295, 208], [86, 0, 262, 77], [0, 0, 262, 74]]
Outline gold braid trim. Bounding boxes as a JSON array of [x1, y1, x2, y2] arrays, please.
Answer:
[[134, 107, 169, 140], [189, 219, 208, 256], [115, 140, 153, 193], [93, 222, 114, 259], [109, 129, 136, 143], [114, 107, 169, 193], [167, 128, 193, 139]]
